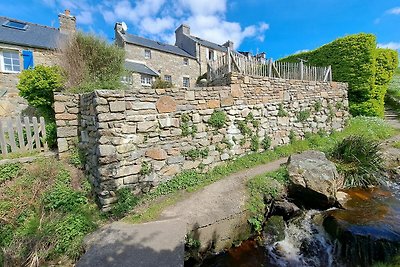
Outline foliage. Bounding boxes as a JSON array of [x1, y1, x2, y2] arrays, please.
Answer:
[[261, 136, 272, 150], [246, 167, 288, 232], [18, 65, 63, 121], [330, 135, 384, 188], [183, 148, 209, 160], [152, 77, 173, 89], [180, 114, 197, 137], [250, 135, 260, 151], [280, 33, 399, 117], [236, 120, 252, 137], [314, 100, 322, 112], [45, 121, 58, 149], [289, 130, 297, 143], [196, 72, 208, 85], [386, 68, 400, 112], [373, 255, 400, 267], [297, 110, 311, 122], [0, 158, 102, 266], [110, 188, 140, 218], [0, 163, 21, 184], [140, 161, 152, 176], [278, 103, 288, 117], [62, 32, 125, 93], [208, 110, 227, 129]]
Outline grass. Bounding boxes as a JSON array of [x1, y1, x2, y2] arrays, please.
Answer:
[[393, 141, 400, 149], [373, 255, 400, 267], [0, 158, 104, 266], [122, 116, 397, 224], [386, 68, 400, 112], [0, 150, 39, 160]]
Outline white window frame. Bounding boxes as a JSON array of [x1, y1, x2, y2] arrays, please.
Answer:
[[0, 50, 21, 73], [207, 49, 215, 61], [183, 77, 190, 88], [144, 49, 151, 59], [141, 75, 152, 86], [121, 72, 133, 85], [164, 75, 172, 83], [183, 58, 189, 66]]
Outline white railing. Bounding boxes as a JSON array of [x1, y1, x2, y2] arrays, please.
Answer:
[[208, 51, 332, 82]]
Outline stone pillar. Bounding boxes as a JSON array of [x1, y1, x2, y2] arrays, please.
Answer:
[[58, 9, 76, 35]]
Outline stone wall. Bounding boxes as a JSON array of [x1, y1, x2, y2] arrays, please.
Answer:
[[55, 75, 349, 210], [124, 43, 200, 87], [0, 44, 59, 117]]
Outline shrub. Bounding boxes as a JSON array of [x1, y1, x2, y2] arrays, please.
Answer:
[[61, 32, 125, 93], [262, 136, 272, 150], [297, 110, 311, 122], [208, 110, 227, 129], [280, 33, 399, 117], [330, 135, 384, 188], [110, 188, 140, 218], [18, 65, 63, 121], [278, 103, 288, 117], [0, 163, 21, 184], [152, 77, 173, 89], [250, 135, 260, 151]]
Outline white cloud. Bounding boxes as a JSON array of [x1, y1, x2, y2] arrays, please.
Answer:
[[387, 7, 400, 15], [378, 42, 400, 50], [294, 49, 310, 54], [98, 0, 269, 48]]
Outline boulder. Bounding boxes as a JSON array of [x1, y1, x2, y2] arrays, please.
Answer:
[[287, 150, 341, 209], [272, 200, 301, 220]]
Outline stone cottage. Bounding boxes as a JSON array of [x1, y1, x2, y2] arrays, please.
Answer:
[[115, 23, 238, 88], [0, 10, 75, 117]]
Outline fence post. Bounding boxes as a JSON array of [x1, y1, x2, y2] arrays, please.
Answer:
[[227, 47, 231, 73], [300, 60, 304, 80], [268, 59, 273, 77]]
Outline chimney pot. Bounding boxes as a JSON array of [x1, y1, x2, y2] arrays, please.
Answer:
[[65, 9, 70, 16]]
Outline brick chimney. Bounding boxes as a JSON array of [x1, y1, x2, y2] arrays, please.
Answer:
[[58, 9, 76, 35]]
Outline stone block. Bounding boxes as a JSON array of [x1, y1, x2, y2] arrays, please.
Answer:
[[185, 91, 195, 101], [116, 144, 136, 154], [109, 101, 126, 112], [57, 126, 77, 138], [116, 164, 141, 177], [99, 145, 116, 157], [231, 84, 244, 98], [146, 148, 168, 160], [137, 121, 157, 132], [56, 113, 77, 120], [207, 100, 220, 109], [167, 156, 185, 164], [221, 97, 234, 107], [98, 113, 125, 122], [54, 102, 65, 113], [183, 160, 200, 170], [159, 117, 179, 128], [156, 96, 177, 113], [160, 165, 180, 176], [57, 138, 69, 153]]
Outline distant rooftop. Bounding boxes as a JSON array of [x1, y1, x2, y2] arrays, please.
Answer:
[[124, 60, 158, 76], [0, 16, 64, 50], [122, 33, 196, 59]]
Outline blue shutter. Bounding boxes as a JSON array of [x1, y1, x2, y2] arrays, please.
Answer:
[[22, 50, 34, 69]]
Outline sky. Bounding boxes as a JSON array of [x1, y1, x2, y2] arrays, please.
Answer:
[[1, 0, 399, 60]]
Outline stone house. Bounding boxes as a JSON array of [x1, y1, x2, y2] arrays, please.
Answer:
[[0, 10, 75, 117], [115, 23, 237, 88]]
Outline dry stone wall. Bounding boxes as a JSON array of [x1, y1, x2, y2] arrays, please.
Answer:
[[55, 74, 349, 210]]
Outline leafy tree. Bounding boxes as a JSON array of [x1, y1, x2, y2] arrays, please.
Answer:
[[18, 65, 63, 121], [61, 32, 125, 92]]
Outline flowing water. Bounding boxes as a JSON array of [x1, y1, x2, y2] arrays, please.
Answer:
[[194, 180, 400, 267]]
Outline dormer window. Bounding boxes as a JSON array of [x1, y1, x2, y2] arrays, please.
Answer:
[[144, 49, 151, 59], [3, 20, 28, 30]]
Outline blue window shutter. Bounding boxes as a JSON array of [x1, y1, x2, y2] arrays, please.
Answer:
[[22, 50, 34, 69]]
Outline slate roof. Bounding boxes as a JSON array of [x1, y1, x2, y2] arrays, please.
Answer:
[[0, 16, 63, 50], [122, 33, 196, 59], [187, 35, 228, 52], [124, 61, 159, 76]]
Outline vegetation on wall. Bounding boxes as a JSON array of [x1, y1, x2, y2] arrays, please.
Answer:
[[280, 33, 399, 117], [207, 110, 227, 129], [61, 32, 125, 93], [152, 77, 173, 89]]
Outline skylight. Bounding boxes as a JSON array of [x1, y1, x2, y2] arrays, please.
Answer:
[[3, 20, 28, 30]]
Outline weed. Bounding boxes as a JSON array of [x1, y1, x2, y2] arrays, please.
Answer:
[[208, 110, 226, 129], [250, 135, 260, 151], [289, 130, 297, 143], [278, 103, 288, 117], [297, 110, 311, 122], [393, 141, 400, 149], [110, 188, 140, 218], [0, 163, 21, 184], [140, 161, 152, 176], [314, 100, 322, 112], [261, 135, 272, 150], [222, 138, 233, 150], [236, 120, 252, 137], [183, 148, 209, 160]]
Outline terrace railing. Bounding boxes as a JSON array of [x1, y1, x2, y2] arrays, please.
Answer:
[[208, 50, 332, 82]]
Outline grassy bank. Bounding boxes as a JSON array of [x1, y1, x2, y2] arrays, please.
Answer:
[[122, 116, 397, 224], [386, 68, 400, 112], [0, 158, 105, 266]]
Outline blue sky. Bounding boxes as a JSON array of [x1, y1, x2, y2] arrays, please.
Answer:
[[1, 0, 399, 59]]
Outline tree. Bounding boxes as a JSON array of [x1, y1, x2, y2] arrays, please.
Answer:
[[61, 32, 125, 92]]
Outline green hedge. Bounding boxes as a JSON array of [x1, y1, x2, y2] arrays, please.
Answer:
[[280, 33, 399, 117]]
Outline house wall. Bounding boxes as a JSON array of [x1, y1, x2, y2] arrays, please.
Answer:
[[198, 45, 226, 76], [55, 74, 349, 210], [124, 43, 200, 87], [0, 43, 59, 117]]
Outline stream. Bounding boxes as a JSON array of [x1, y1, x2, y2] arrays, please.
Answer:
[[192, 180, 400, 267]]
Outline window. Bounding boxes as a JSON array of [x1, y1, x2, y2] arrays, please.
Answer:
[[183, 77, 190, 88], [3, 20, 28, 30], [1, 50, 21, 72], [183, 58, 189, 66], [208, 49, 214, 61], [141, 75, 152, 86], [164, 75, 172, 82], [121, 72, 133, 84], [144, 49, 151, 59]]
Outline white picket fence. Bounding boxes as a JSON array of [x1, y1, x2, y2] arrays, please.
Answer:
[[208, 50, 332, 82], [0, 116, 48, 155]]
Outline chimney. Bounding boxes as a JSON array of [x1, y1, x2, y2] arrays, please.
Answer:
[[223, 40, 234, 50], [175, 24, 190, 36], [58, 9, 76, 35]]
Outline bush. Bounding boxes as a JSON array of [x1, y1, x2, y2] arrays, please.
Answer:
[[0, 163, 21, 184], [110, 188, 140, 218], [208, 110, 227, 129], [280, 33, 399, 117], [62, 32, 125, 92], [152, 77, 173, 88], [18, 65, 64, 121], [262, 136, 272, 150], [330, 135, 384, 188]]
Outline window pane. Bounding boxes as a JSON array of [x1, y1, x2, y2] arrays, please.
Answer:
[[4, 64, 12, 71], [3, 52, 11, 58], [13, 59, 20, 66], [13, 65, 20, 72], [4, 58, 11, 65]]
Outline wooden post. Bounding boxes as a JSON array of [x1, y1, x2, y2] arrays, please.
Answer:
[[300, 60, 304, 80], [0, 120, 7, 155], [227, 47, 231, 73]]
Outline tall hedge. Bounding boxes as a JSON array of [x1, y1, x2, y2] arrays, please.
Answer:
[[280, 33, 399, 117]]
